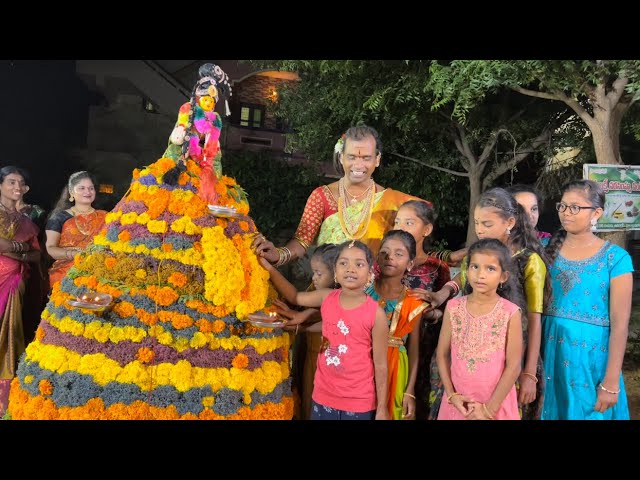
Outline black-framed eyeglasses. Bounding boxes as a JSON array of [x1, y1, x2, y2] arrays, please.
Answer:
[[555, 202, 597, 214]]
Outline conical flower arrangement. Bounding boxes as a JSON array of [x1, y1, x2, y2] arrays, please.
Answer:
[[8, 64, 293, 420]]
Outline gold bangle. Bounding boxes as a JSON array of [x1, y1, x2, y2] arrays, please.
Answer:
[[482, 403, 494, 420], [447, 392, 461, 404], [599, 383, 620, 395], [522, 372, 538, 383], [403, 392, 416, 400]]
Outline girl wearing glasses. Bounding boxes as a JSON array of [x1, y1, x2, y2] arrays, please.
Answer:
[[543, 180, 633, 420]]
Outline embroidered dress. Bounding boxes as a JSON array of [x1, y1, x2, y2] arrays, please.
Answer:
[[430, 250, 546, 420], [541, 241, 633, 420], [438, 296, 521, 420], [312, 290, 380, 413]]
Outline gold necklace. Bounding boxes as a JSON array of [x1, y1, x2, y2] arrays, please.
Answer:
[[72, 209, 97, 237], [0, 203, 20, 239], [338, 179, 375, 244], [344, 180, 373, 204]]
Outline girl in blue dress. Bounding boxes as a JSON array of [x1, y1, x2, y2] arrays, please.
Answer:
[[543, 180, 634, 420]]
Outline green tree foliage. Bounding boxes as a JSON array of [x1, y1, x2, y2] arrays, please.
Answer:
[[429, 60, 640, 165], [223, 150, 321, 241]]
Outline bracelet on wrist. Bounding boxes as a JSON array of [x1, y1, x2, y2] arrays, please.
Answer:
[[481, 403, 494, 420], [599, 382, 620, 395], [521, 372, 538, 383], [403, 392, 416, 400], [447, 392, 461, 404]]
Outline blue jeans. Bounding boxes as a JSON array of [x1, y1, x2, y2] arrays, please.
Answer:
[[310, 400, 375, 420]]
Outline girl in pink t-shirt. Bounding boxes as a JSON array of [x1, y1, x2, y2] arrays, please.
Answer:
[[261, 240, 389, 420]]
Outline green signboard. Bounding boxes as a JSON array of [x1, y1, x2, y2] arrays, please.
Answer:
[[583, 164, 640, 231]]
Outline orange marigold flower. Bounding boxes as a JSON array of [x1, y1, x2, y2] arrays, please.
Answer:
[[118, 230, 131, 242], [114, 301, 136, 318], [167, 272, 187, 288], [161, 243, 173, 252], [147, 285, 179, 307], [136, 347, 155, 364], [238, 221, 249, 232], [232, 353, 249, 369], [178, 172, 190, 186], [105, 257, 117, 269], [137, 309, 158, 326], [38, 379, 53, 396], [192, 241, 203, 253], [36, 327, 45, 341], [196, 318, 214, 333], [212, 320, 226, 334]]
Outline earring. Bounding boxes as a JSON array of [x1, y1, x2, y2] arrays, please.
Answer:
[[69, 196, 74, 202], [506, 228, 511, 235], [591, 218, 597, 232], [498, 282, 503, 290], [334, 274, 338, 285]]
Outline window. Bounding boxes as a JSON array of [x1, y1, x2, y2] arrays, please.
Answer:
[[239, 103, 264, 128], [99, 184, 114, 194]]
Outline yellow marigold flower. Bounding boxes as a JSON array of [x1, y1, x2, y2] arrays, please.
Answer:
[[120, 212, 138, 225], [136, 212, 150, 225], [135, 269, 147, 279], [39, 379, 53, 396], [24, 375, 34, 384], [190, 332, 208, 349], [202, 396, 215, 408], [232, 353, 249, 369], [147, 220, 168, 234], [136, 347, 155, 364]]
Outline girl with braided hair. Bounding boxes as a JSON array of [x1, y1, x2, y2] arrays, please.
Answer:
[[424, 187, 551, 419], [542, 180, 632, 420]]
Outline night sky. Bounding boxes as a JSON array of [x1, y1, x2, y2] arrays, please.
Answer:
[[1, 60, 91, 211]]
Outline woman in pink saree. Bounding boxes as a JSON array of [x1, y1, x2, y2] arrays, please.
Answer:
[[0, 166, 41, 416]]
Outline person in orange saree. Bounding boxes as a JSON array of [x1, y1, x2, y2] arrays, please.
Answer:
[[45, 171, 107, 289], [0, 166, 41, 416]]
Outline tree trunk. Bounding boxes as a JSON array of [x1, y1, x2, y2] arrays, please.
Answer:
[[591, 124, 621, 166], [466, 171, 483, 245], [591, 99, 627, 247]]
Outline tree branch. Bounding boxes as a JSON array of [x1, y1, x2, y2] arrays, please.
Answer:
[[481, 129, 551, 190], [512, 85, 595, 129], [390, 152, 470, 177], [455, 123, 477, 167], [511, 86, 561, 101], [477, 128, 512, 169], [608, 75, 630, 108]]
